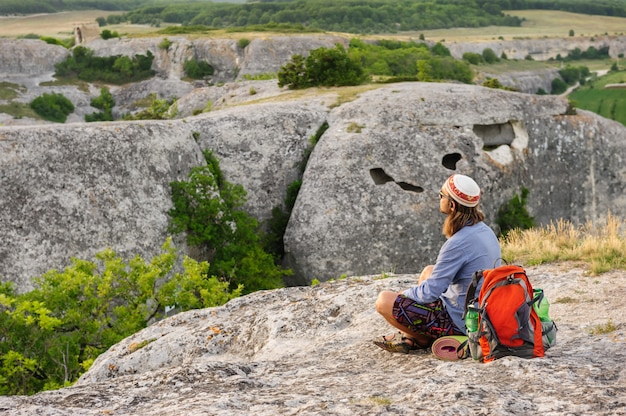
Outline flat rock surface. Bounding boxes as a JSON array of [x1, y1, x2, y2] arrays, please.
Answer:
[[1, 263, 624, 415]]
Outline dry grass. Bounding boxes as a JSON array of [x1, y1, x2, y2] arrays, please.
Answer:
[[0, 11, 148, 39], [399, 10, 626, 43], [501, 214, 626, 275]]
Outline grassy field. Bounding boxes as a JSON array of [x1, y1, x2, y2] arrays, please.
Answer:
[[2, 9, 626, 41], [415, 10, 626, 42], [0, 11, 147, 39], [569, 70, 626, 126]]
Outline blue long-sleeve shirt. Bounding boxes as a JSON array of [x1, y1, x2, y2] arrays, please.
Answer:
[[402, 221, 501, 334]]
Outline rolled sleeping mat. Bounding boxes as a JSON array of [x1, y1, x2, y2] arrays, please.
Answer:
[[431, 335, 468, 361]]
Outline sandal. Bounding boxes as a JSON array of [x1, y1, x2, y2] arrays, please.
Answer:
[[373, 332, 422, 354]]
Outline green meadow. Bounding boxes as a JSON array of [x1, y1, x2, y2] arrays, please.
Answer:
[[569, 70, 626, 126]]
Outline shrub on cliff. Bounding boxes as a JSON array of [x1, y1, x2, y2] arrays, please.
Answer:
[[29, 92, 75, 123], [85, 87, 115, 122], [168, 150, 289, 294], [278, 44, 367, 89], [55, 46, 155, 84], [183, 58, 214, 79], [496, 187, 536, 237]]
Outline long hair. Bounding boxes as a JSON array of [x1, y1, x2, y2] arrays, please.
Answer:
[[443, 204, 485, 238]]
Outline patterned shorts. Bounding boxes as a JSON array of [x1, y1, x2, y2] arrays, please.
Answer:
[[392, 295, 464, 338]]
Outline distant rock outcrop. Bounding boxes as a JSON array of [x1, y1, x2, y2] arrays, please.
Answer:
[[0, 263, 624, 415], [446, 35, 626, 61]]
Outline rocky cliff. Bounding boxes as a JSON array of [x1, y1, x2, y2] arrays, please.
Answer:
[[1, 81, 626, 290], [0, 263, 624, 415], [446, 35, 626, 61], [2, 34, 625, 124], [2, 34, 626, 289]]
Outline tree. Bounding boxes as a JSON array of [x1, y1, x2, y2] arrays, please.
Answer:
[[168, 150, 288, 293], [463, 52, 484, 65], [278, 54, 308, 88], [482, 48, 499, 64], [85, 87, 115, 122], [0, 240, 242, 395], [304, 44, 367, 87], [100, 29, 119, 40], [430, 42, 451, 57], [551, 77, 568, 95], [29, 92, 75, 123], [278, 44, 368, 89]]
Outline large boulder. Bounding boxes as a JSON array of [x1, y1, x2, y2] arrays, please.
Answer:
[[283, 82, 626, 284], [0, 264, 624, 415], [0, 38, 69, 82], [0, 121, 203, 291], [186, 99, 329, 226]]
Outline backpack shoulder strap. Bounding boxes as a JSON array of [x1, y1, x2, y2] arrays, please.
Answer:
[[463, 269, 484, 318]]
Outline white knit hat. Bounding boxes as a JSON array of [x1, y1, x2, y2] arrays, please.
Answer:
[[443, 174, 481, 207]]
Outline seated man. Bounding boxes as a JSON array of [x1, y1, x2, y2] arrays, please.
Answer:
[[374, 174, 501, 353]]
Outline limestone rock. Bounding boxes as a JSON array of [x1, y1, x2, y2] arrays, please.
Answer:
[[186, 99, 330, 226], [446, 35, 626, 61], [0, 264, 624, 415], [283, 82, 626, 283], [0, 38, 69, 79], [238, 35, 349, 78], [476, 68, 560, 93], [0, 121, 204, 291], [173, 80, 287, 118]]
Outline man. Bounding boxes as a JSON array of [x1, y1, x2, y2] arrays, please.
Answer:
[[374, 174, 501, 354]]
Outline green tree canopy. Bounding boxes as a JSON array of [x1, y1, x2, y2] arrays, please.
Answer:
[[168, 150, 288, 293]]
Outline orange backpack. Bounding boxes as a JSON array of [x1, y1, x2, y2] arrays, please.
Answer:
[[463, 265, 550, 362]]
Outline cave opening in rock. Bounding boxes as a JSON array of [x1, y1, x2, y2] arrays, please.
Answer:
[[369, 168, 423, 193], [474, 122, 516, 150], [442, 153, 462, 170]]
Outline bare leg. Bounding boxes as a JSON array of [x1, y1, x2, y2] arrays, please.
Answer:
[[418, 264, 434, 285], [375, 290, 433, 347]]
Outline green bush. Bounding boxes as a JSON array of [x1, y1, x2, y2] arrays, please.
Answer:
[[100, 29, 120, 40], [168, 150, 289, 294], [29, 92, 75, 123], [85, 87, 115, 122], [463, 52, 484, 65], [551, 77, 568, 94], [0, 239, 241, 395], [278, 44, 367, 89], [237, 38, 250, 49], [183, 59, 214, 79], [482, 48, 499, 64], [55, 46, 155, 85], [496, 187, 536, 237], [123, 93, 175, 120], [348, 38, 473, 84], [158, 37, 172, 50]]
